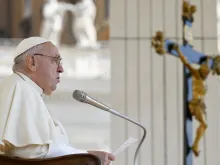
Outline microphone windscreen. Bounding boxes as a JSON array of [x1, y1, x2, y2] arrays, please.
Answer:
[[72, 90, 86, 102]]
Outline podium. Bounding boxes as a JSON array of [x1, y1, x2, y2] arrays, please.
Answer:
[[0, 153, 101, 165]]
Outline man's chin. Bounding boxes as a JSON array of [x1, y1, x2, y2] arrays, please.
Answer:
[[43, 85, 57, 96], [43, 90, 53, 96]]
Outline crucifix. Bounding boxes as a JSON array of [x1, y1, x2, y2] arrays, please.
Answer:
[[151, 1, 220, 165]]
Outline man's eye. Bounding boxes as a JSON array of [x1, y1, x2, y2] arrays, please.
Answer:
[[54, 60, 59, 64]]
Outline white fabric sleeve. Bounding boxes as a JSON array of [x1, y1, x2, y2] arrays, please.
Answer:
[[45, 143, 88, 158], [5, 143, 88, 159], [5, 144, 49, 159]]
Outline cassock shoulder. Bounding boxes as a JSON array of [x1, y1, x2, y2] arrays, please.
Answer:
[[0, 74, 56, 149], [0, 74, 44, 115], [0, 73, 40, 98]]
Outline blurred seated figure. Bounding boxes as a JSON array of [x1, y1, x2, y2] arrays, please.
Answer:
[[40, 0, 71, 47], [70, 0, 100, 49]]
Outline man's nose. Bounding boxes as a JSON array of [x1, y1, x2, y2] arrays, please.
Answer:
[[57, 64, 64, 73]]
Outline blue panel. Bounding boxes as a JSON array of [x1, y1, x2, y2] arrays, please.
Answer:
[[164, 40, 205, 63], [185, 21, 192, 27], [186, 72, 193, 165]]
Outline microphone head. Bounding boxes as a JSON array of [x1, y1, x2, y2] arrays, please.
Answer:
[[72, 90, 87, 102]]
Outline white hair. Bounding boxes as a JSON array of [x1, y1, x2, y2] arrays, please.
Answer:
[[12, 44, 44, 72]]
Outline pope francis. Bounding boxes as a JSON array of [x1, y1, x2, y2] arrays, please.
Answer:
[[0, 37, 115, 165]]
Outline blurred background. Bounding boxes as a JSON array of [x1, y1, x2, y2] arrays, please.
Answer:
[[1, 0, 220, 165]]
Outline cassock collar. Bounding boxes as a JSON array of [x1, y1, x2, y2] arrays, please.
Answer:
[[15, 72, 43, 96]]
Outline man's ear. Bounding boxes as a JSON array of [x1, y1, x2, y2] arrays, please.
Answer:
[[26, 55, 37, 72]]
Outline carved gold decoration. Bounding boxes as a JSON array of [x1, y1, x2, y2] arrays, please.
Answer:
[[212, 56, 220, 75], [151, 31, 166, 55], [182, 1, 196, 20]]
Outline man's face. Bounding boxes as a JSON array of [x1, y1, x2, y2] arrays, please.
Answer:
[[34, 42, 64, 95]]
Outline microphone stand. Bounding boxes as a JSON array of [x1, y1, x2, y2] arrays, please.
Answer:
[[108, 109, 147, 165], [72, 90, 147, 165]]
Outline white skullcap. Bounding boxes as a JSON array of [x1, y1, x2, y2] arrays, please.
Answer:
[[14, 37, 50, 58]]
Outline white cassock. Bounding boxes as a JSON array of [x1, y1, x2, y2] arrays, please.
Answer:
[[0, 72, 87, 158]]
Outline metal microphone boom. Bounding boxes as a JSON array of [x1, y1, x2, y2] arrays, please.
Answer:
[[73, 90, 147, 165]]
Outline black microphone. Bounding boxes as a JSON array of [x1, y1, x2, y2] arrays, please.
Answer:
[[72, 90, 147, 165]]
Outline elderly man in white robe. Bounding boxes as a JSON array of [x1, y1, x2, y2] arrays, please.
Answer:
[[0, 37, 115, 165]]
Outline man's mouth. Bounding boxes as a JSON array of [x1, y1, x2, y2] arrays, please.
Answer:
[[56, 77, 60, 82]]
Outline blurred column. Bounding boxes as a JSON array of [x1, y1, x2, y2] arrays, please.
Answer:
[[31, 0, 44, 36], [95, 0, 108, 40], [10, 0, 24, 38], [95, 0, 105, 25], [0, 0, 10, 37]]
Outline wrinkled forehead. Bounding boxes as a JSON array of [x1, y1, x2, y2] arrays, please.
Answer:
[[38, 42, 61, 57]]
